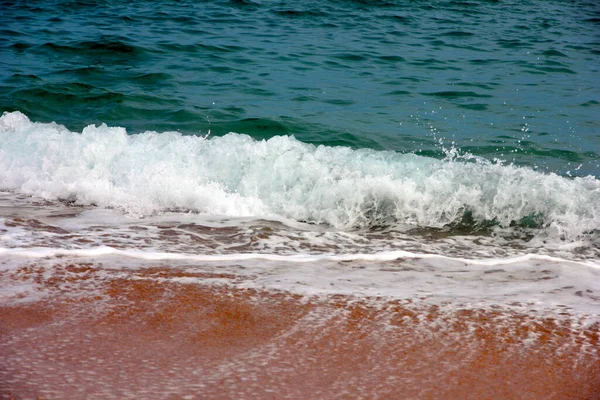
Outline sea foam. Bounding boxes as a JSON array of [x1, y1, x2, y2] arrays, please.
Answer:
[[1, 111, 599, 242]]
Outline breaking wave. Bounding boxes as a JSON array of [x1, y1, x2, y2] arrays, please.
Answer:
[[1, 111, 599, 243]]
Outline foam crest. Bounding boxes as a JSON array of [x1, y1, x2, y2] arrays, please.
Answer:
[[0, 246, 598, 268], [1, 111, 599, 242]]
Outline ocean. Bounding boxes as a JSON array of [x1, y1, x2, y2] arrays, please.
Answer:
[[1, 0, 599, 398]]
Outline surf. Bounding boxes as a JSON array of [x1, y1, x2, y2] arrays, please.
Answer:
[[1, 111, 598, 243]]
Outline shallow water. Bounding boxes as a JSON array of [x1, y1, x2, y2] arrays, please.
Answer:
[[2, 274, 599, 399]]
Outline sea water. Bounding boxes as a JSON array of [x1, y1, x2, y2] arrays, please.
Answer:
[[1, 0, 599, 318]]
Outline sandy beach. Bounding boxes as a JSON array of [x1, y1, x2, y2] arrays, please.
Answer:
[[1, 263, 598, 400]]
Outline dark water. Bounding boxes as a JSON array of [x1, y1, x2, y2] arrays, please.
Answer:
[[1, 0, 599, 175]]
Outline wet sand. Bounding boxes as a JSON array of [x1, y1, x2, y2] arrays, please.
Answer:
[[1, 263, 599, 399]]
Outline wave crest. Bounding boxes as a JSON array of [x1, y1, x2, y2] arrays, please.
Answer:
[[1, 111, 599, 242]]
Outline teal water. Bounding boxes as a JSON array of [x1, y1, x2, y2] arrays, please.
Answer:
[[1, 0, 599, 176]]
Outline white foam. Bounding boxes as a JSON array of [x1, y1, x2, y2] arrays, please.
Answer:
[[1, 246, 598, 317], [1, 111, 599, 245], [0, 246, 598, 268]]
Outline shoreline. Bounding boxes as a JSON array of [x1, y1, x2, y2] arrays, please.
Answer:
[[1, 263, 599, 399]]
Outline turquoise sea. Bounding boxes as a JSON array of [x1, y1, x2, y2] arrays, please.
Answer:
[[2, 0, 599, 173], [1, 0, 600, 311]]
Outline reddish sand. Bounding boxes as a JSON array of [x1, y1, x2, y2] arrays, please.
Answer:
[[1, 264, 599, 399]]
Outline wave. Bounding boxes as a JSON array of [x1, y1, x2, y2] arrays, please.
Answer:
[[1, 111, 599, 242]]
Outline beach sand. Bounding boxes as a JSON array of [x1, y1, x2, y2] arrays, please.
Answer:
[[1, 263, 599, 399]]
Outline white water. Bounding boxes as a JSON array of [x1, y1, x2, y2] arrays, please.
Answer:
[[1, 111, 599, 243], [1, 243, 599, 318]]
